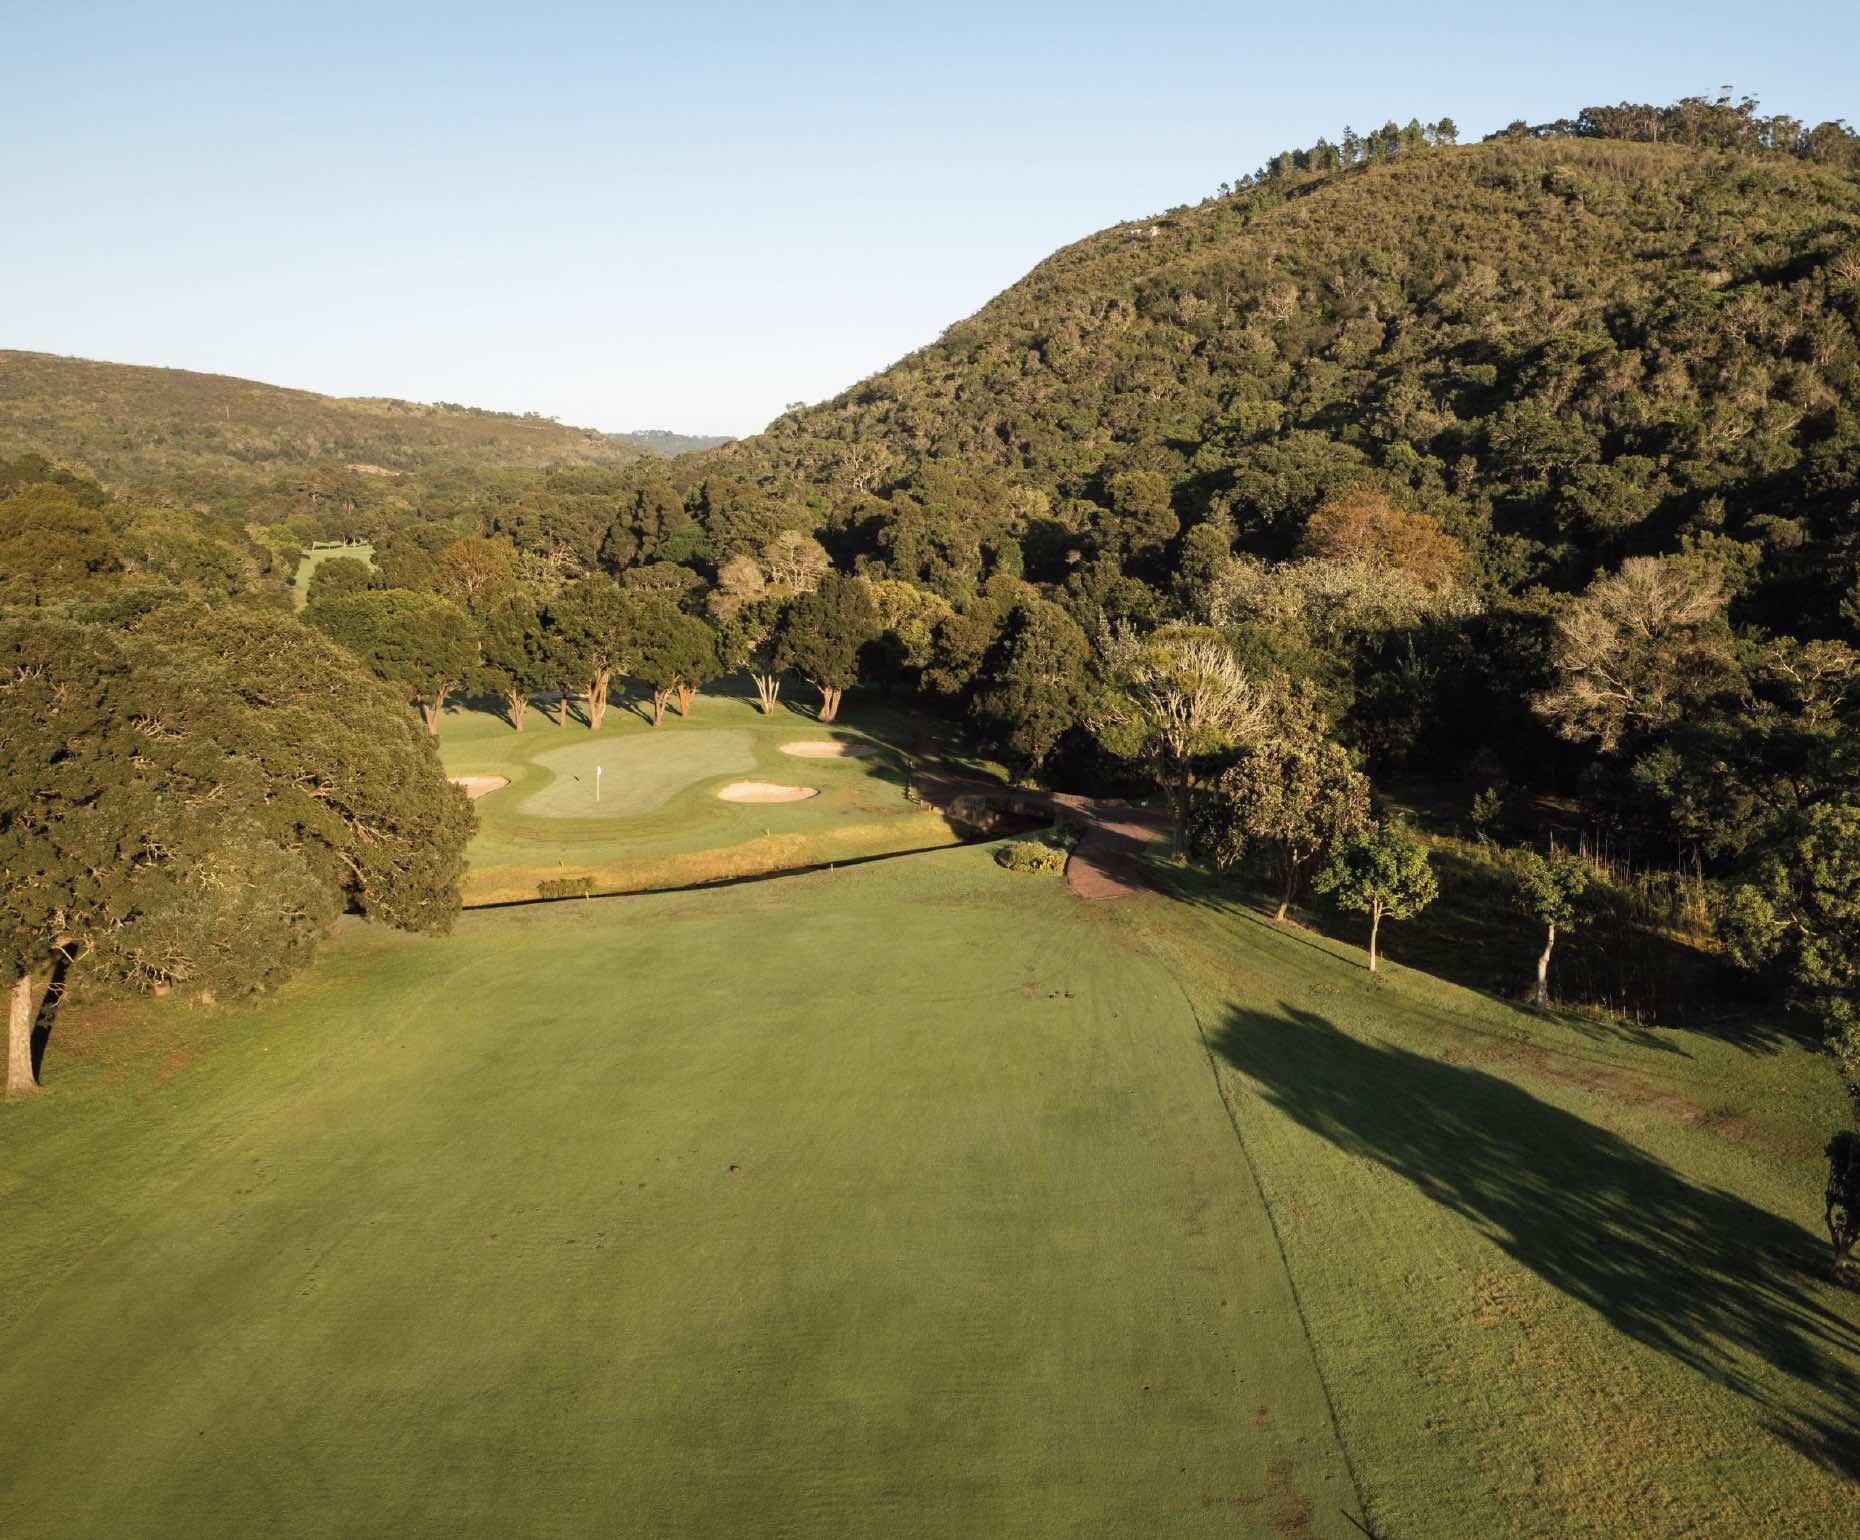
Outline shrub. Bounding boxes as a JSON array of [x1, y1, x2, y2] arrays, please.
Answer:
[[538, 876, 596, 899], [994, 838, 1070, 875]]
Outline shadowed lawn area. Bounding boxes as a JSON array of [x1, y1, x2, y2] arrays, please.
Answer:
[[437, 688, 958, 902], [1134, 864, 1860, 1536], [0, 848, 1358, 1539]]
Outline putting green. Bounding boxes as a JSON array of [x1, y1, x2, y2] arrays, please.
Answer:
[[519, 729, 757, 818]]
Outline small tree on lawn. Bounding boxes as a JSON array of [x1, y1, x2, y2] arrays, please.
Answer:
[[305, 588, 478, 735], [1314, 819, 1438, 972], [475, 587, 552, 731], [1510, 846, 1594, 1009], [775, 572, 877, 722]]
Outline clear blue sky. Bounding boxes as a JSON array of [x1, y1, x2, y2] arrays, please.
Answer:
[[7, 1, 1857, 437]]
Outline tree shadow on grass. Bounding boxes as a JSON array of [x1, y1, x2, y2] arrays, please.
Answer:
[[1212, 1000, 1860, 1477]]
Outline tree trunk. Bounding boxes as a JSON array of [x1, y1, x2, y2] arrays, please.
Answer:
[[819, 684, 842, 722], [1274, 860, 1296, 923], [507, 692, 527, 732], [1368, 900, 1382, 972], [1169, 772, 1190, 859], [557, 690, 571, 727], [586, 670, 610, 731], [754, 673, 782, 714], [675, 683, 694, 717], [651, 690, 670, 727], [1535, 922, 1556, 1009], [420, 683, 450, 736], [6, 974, 36, 1097]]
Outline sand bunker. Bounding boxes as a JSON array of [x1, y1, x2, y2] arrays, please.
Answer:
[[779, 740, 877, 759], [450, 775, 510, 800], [717, 781, 819, 803]]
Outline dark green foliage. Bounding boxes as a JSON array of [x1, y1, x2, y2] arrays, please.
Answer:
[[0, 483, 122, 602], [305, 554, 375, 604], [774, 573, 878, 720], [1827, 1132, 1860, 1275], [1723, 801, 1860, 1095], [544, 576, 633, 728], [624, 593, 719, 724], [966, 597, 1092, 775], [474, 587, 553, 730], [0, 606, 470, 1083], [127, 605, 473, 935], [304, 588, 479, 734]]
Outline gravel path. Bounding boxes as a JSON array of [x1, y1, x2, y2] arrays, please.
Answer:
[[909, 736, 1167, 901]]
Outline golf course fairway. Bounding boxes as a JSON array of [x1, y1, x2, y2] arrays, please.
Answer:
[[4, 843, 1855, 1536]]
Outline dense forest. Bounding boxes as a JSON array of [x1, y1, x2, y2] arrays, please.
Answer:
[[6, 96, 1860, 1156]]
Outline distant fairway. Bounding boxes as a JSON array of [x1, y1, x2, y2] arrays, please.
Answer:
[[519, 728, 758, 818], [289, 542, 373, 609]]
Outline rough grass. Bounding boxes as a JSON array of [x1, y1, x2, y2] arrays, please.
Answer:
[[1134, 863, 1860, 1537], [439, 688, 958, 903]]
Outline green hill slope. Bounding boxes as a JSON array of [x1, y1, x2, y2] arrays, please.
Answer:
[[0, 350, 655, 497]]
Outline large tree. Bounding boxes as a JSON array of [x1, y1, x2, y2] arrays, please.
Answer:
[[624, 594, 720, 726], [774, 572, 877, 722], [717, 594, 790, 715], [1197, 717, 1372, 919], [1098, 626, 1277, 857], [969, 599, 1092, 776], [305, 588, 478, 735], [545, 576, 633, 730], [475, 587, 553, 731], [3, 607, 468, 1092], [1722, 799, 1860, 1098]]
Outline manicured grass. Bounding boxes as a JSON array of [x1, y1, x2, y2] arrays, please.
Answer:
[[0, 848, 1357, 1538], [6, 844, 1857, 1534], [437, 689, 957, 902], [516, 727, 760, 818]]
